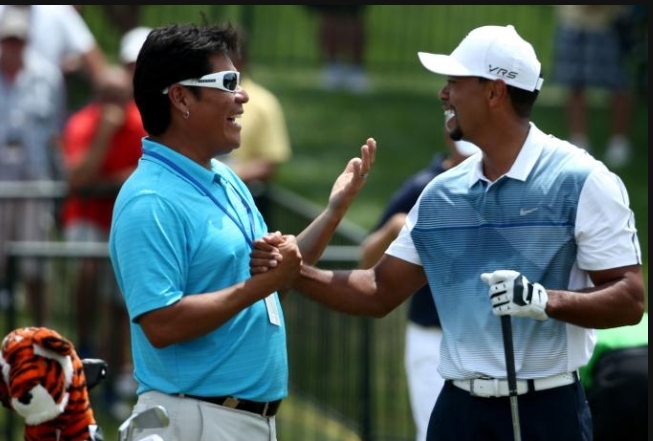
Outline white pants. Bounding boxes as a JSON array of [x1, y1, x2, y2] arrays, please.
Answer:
[[129, 391, 277, 441], [404, 322, 444, 441]]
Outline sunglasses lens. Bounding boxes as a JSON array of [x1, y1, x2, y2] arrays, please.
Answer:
[[223, 73, 238, 91]]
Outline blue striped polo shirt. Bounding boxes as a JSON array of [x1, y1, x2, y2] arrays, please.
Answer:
[[387, 123, 641, 380]]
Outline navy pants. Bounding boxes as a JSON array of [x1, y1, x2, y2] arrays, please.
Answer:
[[427, 377, 593, 441]]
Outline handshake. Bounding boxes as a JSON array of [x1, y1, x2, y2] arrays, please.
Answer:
[[480, 270, 548, 320]]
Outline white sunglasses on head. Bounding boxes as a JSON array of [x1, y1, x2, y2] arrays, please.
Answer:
[[162, 70, 240, 94]]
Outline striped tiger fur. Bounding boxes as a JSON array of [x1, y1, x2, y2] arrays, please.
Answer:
[[0, 327, 103, 441]]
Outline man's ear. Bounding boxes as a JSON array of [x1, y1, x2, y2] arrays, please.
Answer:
[[488, 79, 508, 101]]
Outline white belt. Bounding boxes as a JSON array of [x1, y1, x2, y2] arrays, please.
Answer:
[[451, 372, 577, 398]]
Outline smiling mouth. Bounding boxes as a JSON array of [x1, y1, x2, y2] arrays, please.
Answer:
[[444, 109, 456, 132], [227, 114, 243, 129]]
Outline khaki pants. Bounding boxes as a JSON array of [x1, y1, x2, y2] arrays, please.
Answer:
[[130, 391, 278, 441]]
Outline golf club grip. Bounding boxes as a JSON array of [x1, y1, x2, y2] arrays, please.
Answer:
[[501, 315, 522, 441], [500, 315, 518, 395]]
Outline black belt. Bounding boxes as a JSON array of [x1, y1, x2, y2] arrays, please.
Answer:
[[183, 394, 282, 417]]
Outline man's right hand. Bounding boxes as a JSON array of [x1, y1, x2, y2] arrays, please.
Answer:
[[250, 231, 283, 275], [250, 232, 302, 290]]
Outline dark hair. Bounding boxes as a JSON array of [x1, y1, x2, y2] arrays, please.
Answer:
[[477, 76, 541, 118], [133, 21, 241, 136], [506, 82, 540, 118]]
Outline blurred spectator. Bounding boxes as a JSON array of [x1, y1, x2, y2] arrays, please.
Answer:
[[0, 6, 66, 326], [551, 5, 634, 167], [305, 5, 370, 93], [613, 5, 648, 100], [579, 312, 647, 441], [359, 131, 479, 441], [224, 27, 292, 225], [59, 26, 150, 420], [0, 5, 109, 111]]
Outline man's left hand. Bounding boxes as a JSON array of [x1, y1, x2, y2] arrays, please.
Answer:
[[481, 270, 548, 320]]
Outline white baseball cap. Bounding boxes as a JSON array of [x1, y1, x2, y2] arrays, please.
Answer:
[[418, 25, 543, 92], [119, 26, 152, 64], [0, 6, 30, 41]]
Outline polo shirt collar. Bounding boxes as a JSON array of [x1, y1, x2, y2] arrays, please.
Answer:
[[467, 122, 544, 187], [142, 137, 225, 187]]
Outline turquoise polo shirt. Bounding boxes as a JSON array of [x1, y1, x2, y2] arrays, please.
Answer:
[[109, 138, 287, 402]]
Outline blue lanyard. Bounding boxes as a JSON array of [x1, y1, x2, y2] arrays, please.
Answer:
[[145, 150, 255, 248]]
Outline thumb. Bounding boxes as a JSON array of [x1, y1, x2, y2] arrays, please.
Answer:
[[480, 273, 493, 284]]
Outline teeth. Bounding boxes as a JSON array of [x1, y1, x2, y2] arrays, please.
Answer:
[[444, 109, 455, 122]]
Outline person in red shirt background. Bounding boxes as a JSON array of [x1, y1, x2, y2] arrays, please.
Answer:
[[60, 26, 151, 420]]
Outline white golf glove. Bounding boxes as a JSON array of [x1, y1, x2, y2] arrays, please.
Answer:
[[480, 270, 548, 320]]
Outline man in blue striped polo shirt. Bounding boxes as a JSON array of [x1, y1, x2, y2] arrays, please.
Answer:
[[257, 24, 645, 441]]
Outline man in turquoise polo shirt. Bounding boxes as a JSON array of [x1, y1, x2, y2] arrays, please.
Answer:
[[109, 21, 375, 441]]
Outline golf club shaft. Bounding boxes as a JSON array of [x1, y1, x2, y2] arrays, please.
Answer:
[[501, 315, 522, 441]]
